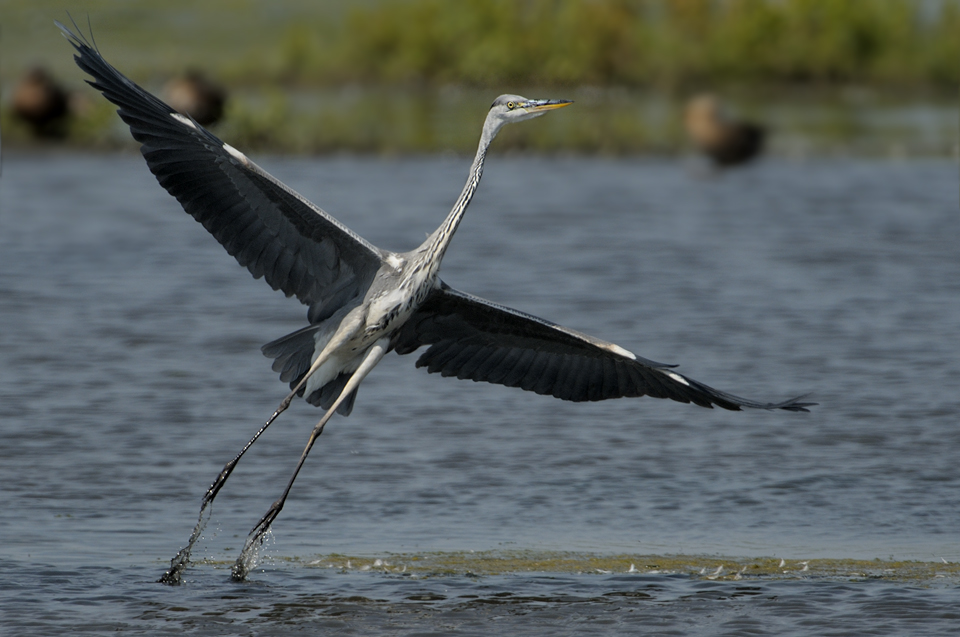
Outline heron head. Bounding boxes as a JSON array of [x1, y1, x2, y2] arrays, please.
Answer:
[[488, 94, 572, 126]]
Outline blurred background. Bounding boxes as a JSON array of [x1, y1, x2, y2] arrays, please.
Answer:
[[2, 0, 958, 158]]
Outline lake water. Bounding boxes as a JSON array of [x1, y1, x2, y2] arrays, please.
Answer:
[[1, 152, 958, 634]]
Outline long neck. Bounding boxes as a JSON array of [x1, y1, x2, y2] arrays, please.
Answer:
[[419, 116, 499, 267]]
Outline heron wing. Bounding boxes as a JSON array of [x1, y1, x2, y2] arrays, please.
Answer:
[[59, 23, 382, 316], [393, 282, 812, 412]]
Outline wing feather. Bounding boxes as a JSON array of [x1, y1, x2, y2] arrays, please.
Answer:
[[392, 282, 813, 412], [59, 22, 382, 315]]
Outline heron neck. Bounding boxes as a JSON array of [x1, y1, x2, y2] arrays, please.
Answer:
[[420, 117, 499, 267]]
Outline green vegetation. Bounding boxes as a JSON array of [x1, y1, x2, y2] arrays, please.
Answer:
[[6, 0, 959, 88], [321, 0, 960, 88], [3, 0, 957, 154]]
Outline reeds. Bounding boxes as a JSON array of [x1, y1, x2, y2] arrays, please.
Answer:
[[325, 0, 960, 88]]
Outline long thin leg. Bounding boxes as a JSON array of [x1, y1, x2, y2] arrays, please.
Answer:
[[230, 338, 390, 582], [199, 342, 335, 508], [158, 328, 356, 585]]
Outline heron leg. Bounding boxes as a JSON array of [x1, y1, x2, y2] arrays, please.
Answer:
[[199, 334, 350, 510], [159, 326, 359, 586], [230, 337, 390, 582]]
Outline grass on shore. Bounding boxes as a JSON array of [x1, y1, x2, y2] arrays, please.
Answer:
[[328, 0, 960, 89], [3, 0, 957, 154], [10, 0, 958, 88]]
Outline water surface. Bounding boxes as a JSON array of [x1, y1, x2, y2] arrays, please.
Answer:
[[1, 153, 958, 634]]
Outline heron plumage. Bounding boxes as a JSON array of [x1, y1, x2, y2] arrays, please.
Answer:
[[58, 19, 811, 585], [59, 22, 382, 315]]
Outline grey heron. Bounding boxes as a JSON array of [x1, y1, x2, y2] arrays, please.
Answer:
[[685, 94, 765, 167], [59, 22, 812, 585]]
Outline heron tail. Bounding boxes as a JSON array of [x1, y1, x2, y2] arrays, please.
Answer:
[[262, 327, 358, 416]]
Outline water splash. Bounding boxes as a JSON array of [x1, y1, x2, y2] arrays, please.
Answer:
[[158, 501, 213, 585]]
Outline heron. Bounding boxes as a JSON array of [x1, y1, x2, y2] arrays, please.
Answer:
[[59, 21, 812, 584]]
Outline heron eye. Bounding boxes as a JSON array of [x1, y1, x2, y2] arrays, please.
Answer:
[[507, 101, 516, 110]]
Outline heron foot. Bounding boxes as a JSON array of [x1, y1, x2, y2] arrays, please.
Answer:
[[230, 501, 282, 582], [159, 547, 190, 585], [158, 500, 213, 585]]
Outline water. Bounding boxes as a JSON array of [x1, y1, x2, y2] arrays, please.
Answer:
[[1, 152, 958, 634]]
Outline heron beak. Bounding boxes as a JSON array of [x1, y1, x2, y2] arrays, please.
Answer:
[[523, 99, 573, 113]]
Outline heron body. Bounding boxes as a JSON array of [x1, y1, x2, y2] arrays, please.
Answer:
[[59, 21, 811, 584], [259, 94, 568, 416]]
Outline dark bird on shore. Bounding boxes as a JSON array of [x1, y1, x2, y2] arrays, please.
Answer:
[[12, 67, 71, 138], [59, 20, 812, 585], [684, 94, 765, 167], [163, 69, 227, 126]]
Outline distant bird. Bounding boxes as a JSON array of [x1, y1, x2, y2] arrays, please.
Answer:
[[684, 94, 765, 167], [163, 69, 226, 126], [59, 21, 812, 585], [12, 67, 70, 138]]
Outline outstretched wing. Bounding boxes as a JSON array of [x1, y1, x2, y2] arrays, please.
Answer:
[[59, 22, 383, 321], [393, 282, 813, 412]]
